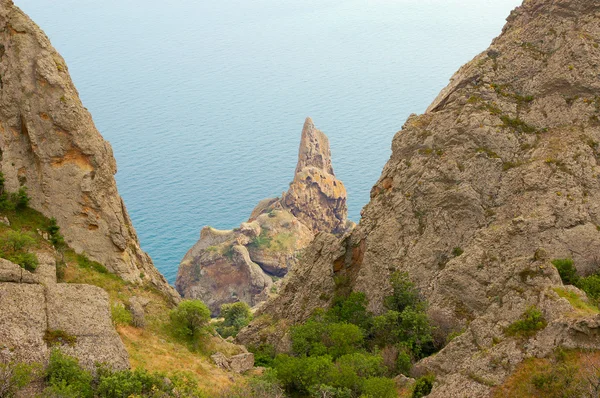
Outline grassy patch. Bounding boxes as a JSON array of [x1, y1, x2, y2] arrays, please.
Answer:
[[505, 306, 547, 338], [554, 288, 599, 316], [493, 350, 600, 398], [44, 329, 77, 347]]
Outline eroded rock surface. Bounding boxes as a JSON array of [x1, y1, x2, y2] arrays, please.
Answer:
[[238, 1, 600, 395], [0, 0, 177, 301], [176, 118, 349, 314], [0, 256, 129, 370]]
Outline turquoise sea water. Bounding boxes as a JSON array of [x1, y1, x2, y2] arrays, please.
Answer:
[[16, 0, 522, 283]]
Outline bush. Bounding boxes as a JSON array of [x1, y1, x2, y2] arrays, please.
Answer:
[[249, 344, 277, 367], [309, 384, 352, 398], [328, 292, 372, 330], [330, 353, 386, 393], [577, 274, 600, 301], [215, 301, 253, 338], [111, 303, 132, 326], [385, 272, 425, 313], [46, 218, 65, 249], [169, 300, 211, 348], [14, 187, 29, 209], [361, 377, 397, 398], [274, 354, 334, 394], [45, 349, 94, 398], [0, 230, 39, 271], [412, 374, 435, 398], [552, 258, 579, 285], [0, 361, 38, 398], [291, 319, 364, 360], [505, 306, 547, 337]]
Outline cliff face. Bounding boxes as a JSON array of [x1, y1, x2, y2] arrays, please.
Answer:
[[0, 1, 177, 301], [176, 118, 349, 314], [239, 0, 600, 395]]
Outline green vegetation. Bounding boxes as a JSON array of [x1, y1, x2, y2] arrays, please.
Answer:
[[249, 230, 272, 250], [452, 247, 464, 257], [44, 348, 207, 398], [412, 374, 435, 398], [215, 301, 253, 338], [0, 361, 40, 398], [553, 288, 599, 315], [111, 303, 133, 326], [505, 306, 547, 338], [169, 300, 212, 350], [0, 229, 38, 271], [257, 272, 440, 397], [44, 329, 77, 347], [552, 258, 600, 306], [494, 349, 600, 398]]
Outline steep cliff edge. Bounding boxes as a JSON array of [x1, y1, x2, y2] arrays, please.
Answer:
[[0, 0, 177, 301], [239, 0, 600, 395], [176, 118, 349, 314]]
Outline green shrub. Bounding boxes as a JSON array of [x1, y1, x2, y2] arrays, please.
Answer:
[[169, 300, 211, 348], [215, 301, 252, 338], [505, 306, 547, 337], [291, 319, 364, 360], [0, 230, 39, 271], [44, 330, 77, 347], [5, 252, 39, 272], [111, 303, 132, 326], [552, 258, 579, 285], [330, 353, 386, 393], [248, 344, 277, 367], [14, 187, 29, 209], [0, 361, 39, 398], [412, 374, 435, 398], [46, 218, 65, 249], [452, 247, 464, 257], [275, 354, 335, 394], [45, 349, 93, 398], [384, 272, 424, 313], [328, 292, 372, 330], [361, 376, 397, 398], [577, 274, 600, 301]]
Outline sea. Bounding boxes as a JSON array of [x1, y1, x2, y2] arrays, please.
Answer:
[[16, 0, 522, 283]]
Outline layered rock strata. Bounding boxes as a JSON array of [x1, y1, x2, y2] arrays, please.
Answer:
[[0, 0, 177, 301], [238, 0, 600, 395], [176, 118, 349, 314]]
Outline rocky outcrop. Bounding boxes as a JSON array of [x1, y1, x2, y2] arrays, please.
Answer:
[[283, 118, 348, 234], [0, 0, 177, 301], [0, 256, 129, 370], [238, 0, 600, 395], [210, 352, 254, 373], [176, 118, 348, 314]]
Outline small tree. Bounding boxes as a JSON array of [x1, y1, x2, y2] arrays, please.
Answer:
[[169, 300, 211, 348]]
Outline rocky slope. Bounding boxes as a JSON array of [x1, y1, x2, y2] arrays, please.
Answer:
[[0, 255, 129, 370], [0, 0, 177, 301], [176, 118, 349, 314], [239, 0, 600, 395]]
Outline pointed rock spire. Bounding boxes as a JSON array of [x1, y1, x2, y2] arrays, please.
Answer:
[[295, 117, 335, 175], [283, 118, 348, 234]]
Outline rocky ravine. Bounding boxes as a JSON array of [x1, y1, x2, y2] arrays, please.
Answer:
[[0, 0, 178, 301], [177, 118, 350, 314], [239, 0, 600, 395]]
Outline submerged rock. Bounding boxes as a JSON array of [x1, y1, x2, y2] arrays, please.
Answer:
[[176, 118, 349, 315]]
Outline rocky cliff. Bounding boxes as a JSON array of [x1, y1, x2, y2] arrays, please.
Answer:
[[176, 118, 349, 314], [238, 0, 600, 395], [0, 0, 177, 301]]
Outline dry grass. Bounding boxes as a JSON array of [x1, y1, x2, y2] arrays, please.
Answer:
[[493, 350, 600, 397], [554, 287, 599, 316], [117, 326, 238, 396]]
